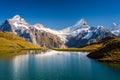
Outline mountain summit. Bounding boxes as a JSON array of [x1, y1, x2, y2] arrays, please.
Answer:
[[74, 18, 90, 28], [61, 18, 90, 37], [12, 15, 23, 20]]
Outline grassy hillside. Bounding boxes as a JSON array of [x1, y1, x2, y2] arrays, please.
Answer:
[[0, 32, 41, 52], [87, 37, 120, 62]]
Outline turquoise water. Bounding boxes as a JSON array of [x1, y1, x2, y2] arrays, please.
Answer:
[[0, 50, 120, 80]]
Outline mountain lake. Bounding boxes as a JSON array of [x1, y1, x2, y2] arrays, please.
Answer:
[[0, 50, 120, 80]]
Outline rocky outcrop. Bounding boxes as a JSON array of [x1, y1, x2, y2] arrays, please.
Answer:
[[30, 28, 64, 48]]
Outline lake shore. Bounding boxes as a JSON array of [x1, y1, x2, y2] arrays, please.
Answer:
[[53, 43, 102, 52]]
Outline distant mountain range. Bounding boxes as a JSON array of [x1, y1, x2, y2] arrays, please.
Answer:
[[0, 15, 119, 48]]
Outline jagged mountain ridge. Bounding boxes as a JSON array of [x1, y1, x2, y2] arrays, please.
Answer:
[[66, 26, 115, 47], [61, 18, 115, 47], [0, 15, 116, 48]]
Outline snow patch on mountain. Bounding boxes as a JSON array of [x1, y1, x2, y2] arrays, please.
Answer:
[[13, 22, 29, 29], [110, 22, 120, 36], [83, 31, 93, 39], [33, 24, 67, 42]]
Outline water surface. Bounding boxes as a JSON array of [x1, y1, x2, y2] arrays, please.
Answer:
[[0, 50, 120, 80]]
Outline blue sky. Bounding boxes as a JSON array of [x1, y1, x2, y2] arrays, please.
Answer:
[[0, 0, 120, 29]]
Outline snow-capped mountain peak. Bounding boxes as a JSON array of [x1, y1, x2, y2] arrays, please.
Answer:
[[9, 15, 30, 29], [71, 18, 90, 30], [11, 15, 25, 22], [74, 18, 88, 27], [111, 22, 120, 30], [61, 18, 91, 37], [12, 15, 21, 19], [112, 22, 118, 27], [110, 22, 120, 36]]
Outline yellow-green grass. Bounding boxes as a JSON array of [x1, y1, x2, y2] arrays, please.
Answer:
[[0, 32, 41, 57], [53, 43, 103, 52]]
